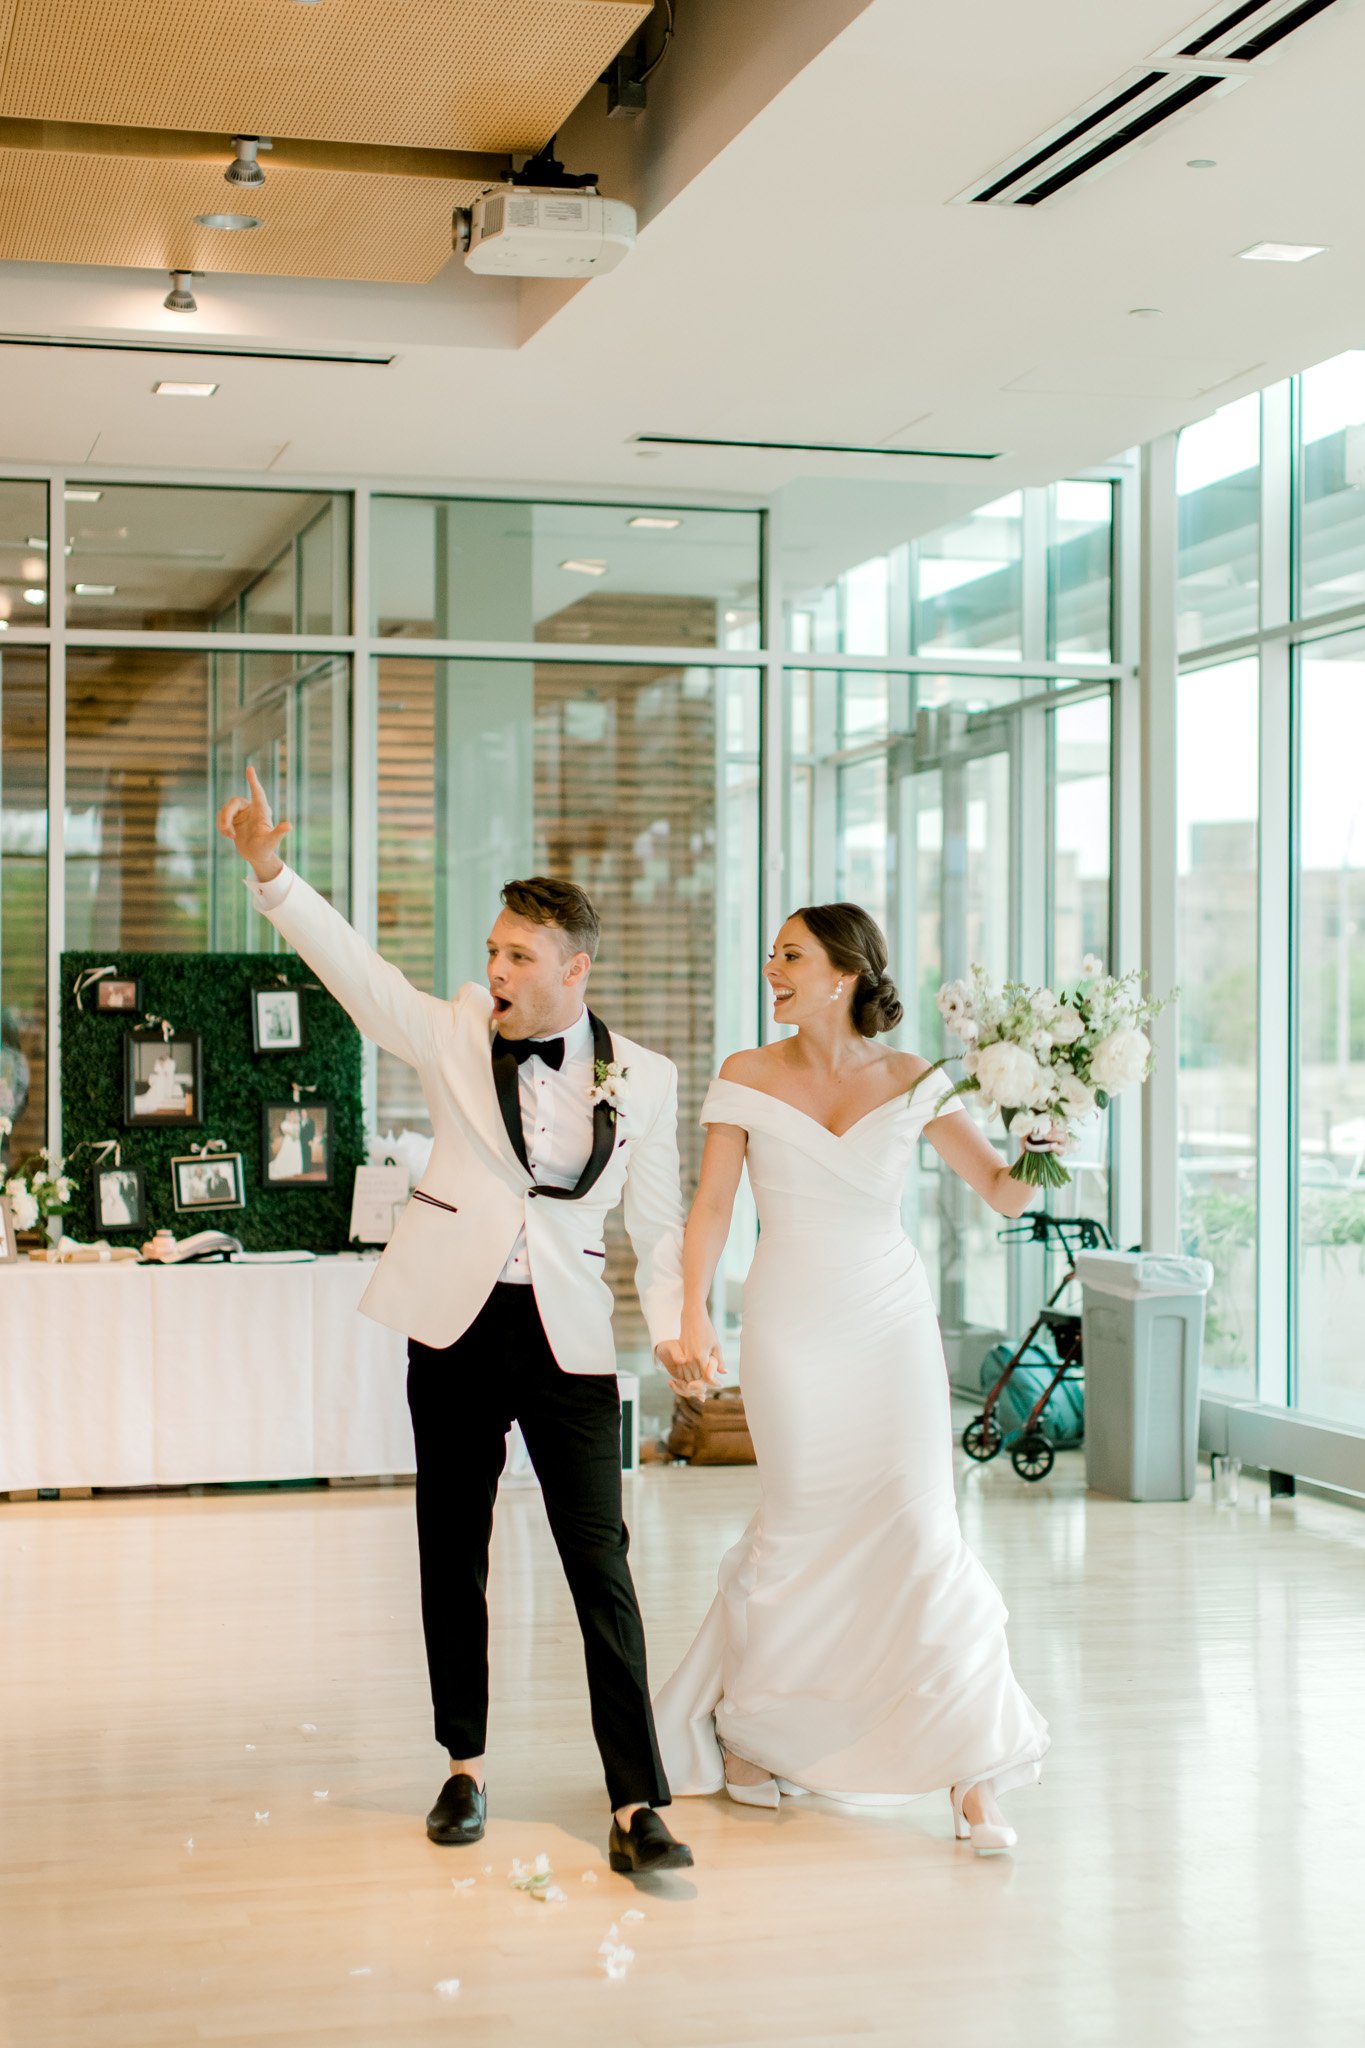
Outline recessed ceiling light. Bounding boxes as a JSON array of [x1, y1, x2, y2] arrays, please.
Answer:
[[74, 582, 117, 597], [195, 212, 263, 231], [23, 587, 46, 605], [64, 487, 103, 503], [1238, 241, 1326, 263], [153, 380, 219, 397], [1129, 307, 1162, 318], [560, 557, 608, 575], [627, 515, 682, 529], [1186, 158, 1217, 170]]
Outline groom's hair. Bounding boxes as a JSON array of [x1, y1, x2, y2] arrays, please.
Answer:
[[501, 876, 601, 961]]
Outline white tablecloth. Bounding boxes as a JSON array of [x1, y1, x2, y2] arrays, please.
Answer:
[[0, 1257, 414, 1491], [0, 1259, 643, 1492]]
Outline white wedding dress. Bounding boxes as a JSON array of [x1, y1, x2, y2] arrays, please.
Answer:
[[654, 1078, 1049, 1806]]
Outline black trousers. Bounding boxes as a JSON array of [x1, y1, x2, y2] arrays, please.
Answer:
[[406, 1284, 670, 1812]]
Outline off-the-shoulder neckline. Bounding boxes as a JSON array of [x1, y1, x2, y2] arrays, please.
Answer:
[[707, 1076, 926, 1142]]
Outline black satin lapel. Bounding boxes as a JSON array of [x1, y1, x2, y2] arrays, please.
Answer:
[[490, 1040, 532, 1175], [534, 1011, 616, 1203], [570, 1011, 618, 1200]]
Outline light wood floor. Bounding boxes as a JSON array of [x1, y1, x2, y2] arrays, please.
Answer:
[[3, 1447, 1364, 2048]]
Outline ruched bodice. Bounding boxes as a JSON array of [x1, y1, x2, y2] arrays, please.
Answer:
[[653, 1070, 1049, 1810]]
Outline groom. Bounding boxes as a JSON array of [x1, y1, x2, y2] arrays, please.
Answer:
[[217, 766, 693, 1875]]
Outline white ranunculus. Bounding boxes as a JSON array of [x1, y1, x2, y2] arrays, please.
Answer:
[[1058, 1072, 1098, 1120], [973, 1040, 1044, 1110], [1047, 1006, 1085, 1045], [958, 1019, 979, 1043], [1011, 1110, 1054, 1141], [1089, 1027, 1151, 1094], [936, 980, 972, 1030], [7, 1181, 39, 1231], [1036, 989, 1057, 1014]]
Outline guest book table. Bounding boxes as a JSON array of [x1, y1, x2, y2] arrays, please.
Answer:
[[0, 1257, 642, 1494]]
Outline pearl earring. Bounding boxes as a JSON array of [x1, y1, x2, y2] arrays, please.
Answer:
[[830, 977, 845, 1002]]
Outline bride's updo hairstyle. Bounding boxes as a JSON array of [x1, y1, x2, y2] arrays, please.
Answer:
[[793, 903, 904, 1038]]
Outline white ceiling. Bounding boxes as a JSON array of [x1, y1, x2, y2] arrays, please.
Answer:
[[2, 0, 1364, 564]]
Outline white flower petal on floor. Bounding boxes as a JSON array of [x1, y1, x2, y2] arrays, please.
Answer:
[[254, 1811, 269, 1823], [433, 1978, 461, 1999], [348, 1968, 371, 1977], [622, 1908, 644, 1921], [300, 1723, 317, 1734], [580, 1870, 598, 1884], [183, 1838, 194, 1851], [451, 1877, 476, 1890], [313, 1790, 329, 1800]]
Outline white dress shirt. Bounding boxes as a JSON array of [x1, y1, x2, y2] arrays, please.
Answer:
[[496, 1004, 595, 1283], [243, 865, 595, 1286]]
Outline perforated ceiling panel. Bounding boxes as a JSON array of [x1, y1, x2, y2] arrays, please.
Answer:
[[0, 149, 482, 280], [0, 0, 650, 151]]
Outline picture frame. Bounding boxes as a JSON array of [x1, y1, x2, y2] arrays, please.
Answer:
[[0, 1196, 18, 1264], [95, 977, 143, 1016], [261, 1100, 334, 1188], [96, 1164, 147, 1233], [251, 986, 305, 1054], [171, 1152, 245, 1214], [124, 1031, 203, 1127]]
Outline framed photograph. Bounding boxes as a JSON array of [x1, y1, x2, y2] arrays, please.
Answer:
[[96, 977, 142, 1015], [0, 1196, 18, 1264], [262, 1100, 334, 1187], [124, 1031, 203, 1127], [252, 986, 305, 1053], [97, 1165, 146, 1233], [171, 1152, 245, 1213]]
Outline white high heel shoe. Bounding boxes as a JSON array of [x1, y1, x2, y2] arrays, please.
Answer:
[[950, 1783, 1017, 1855], [719, 1744, 781, 1809]]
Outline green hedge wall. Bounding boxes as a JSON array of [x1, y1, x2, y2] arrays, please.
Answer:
[[59, 951, 364, 1251]]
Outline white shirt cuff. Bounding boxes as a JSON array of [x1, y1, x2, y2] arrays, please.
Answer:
[[243, 863, 295, 913]]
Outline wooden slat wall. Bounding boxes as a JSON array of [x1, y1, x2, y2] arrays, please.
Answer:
[[64, 649, 209, 953]]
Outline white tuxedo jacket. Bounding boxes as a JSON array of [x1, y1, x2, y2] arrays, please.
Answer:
[[249, 871, 685, 1373]]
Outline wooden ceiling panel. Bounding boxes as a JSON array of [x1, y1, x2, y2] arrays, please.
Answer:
[[0, 150, 481, 280], [0, 0, 650, 151]]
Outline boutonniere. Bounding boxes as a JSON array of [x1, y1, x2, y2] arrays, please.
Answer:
[[591, 1058, 630, 1116]]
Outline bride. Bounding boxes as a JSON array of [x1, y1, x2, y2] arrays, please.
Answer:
[[653, 903, 1057, 1854], [268, 1109, 304, 1182]]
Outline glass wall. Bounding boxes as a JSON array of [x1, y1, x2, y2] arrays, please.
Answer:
[[1294, 633, 1365, 1426], [0, 647, 46, 1164], [1176, 658, 1259, 1399], [371, 497, 761, 651], [1175, 348, 1365, 1443], [0, 480, 49, 629], [1177, 395, 1259, 654]]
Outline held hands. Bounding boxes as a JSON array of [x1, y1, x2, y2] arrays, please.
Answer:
[[657, 1314, 728, 1402], [215, 763, 292, 883]]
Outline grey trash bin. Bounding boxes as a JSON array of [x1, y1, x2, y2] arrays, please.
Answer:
[[1075, 1251, 1213, 1502]]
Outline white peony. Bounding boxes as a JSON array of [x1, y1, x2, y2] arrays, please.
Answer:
[[1011, 1110, 1054, 1142], [1046, 1006, 1085, 1046], [7, 1179, 38, 1231], [958, 1019, 979, 1043], [1089, 1027, 1150, 1094], [972, 1040, 1044, 1109], [1058, 1072, 1099, 1120], [1031, 1029, 1054, 1055]]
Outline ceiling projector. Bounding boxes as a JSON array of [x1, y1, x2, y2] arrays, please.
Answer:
[[456, 186, 637, 277]]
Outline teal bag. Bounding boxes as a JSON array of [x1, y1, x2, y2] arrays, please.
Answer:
[[979, 1335, 1085, 1448]]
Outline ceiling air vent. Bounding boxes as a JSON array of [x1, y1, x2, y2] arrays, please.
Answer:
[[958, 0, 1342, 206]]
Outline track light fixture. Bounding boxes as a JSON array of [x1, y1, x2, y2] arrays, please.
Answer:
[[163, 270, 198, 313], [225, 136, 271, 187]]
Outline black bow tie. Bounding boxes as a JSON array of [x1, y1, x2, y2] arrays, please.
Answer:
[[496, 1034, 565, 1071]]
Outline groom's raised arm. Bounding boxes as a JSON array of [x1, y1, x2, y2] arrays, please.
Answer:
[[217, 765, 448, 1070]]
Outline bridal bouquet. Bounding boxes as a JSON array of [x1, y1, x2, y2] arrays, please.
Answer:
[[912, 957, 1172, 1187]]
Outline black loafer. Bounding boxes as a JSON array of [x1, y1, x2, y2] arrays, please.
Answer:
[[426, 1773, 487, 1846], [608, 1808, 694, 1874]]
